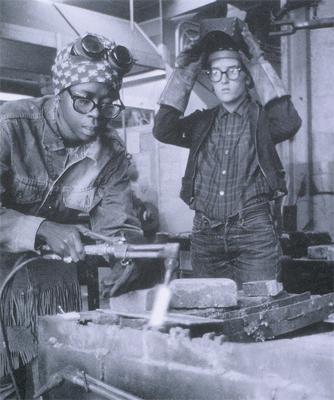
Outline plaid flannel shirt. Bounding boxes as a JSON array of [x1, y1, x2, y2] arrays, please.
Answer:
[[192, 97, 270, 220]]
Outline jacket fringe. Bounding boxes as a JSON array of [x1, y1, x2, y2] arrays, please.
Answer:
[[0, 281, 81, 377]]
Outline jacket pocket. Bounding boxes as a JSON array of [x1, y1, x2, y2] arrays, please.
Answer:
[[11, 177, 47, 204], [63, 186, 102, 213]]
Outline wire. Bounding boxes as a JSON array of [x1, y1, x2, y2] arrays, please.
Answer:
[[0, 255, 42, 400]]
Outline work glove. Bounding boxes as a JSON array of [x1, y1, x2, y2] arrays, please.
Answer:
[[174, 42, 204, 74], [158, 42, 205, 113], [239, 21, 264, 62], [239, 23, 288, 105]]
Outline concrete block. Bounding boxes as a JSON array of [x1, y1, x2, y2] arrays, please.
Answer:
[[307, 245, 334, 260], [38, 313, 334, 400], [169, 278, 238, 308], [109, 288, 155, 312], [243, 280, 283, 297]]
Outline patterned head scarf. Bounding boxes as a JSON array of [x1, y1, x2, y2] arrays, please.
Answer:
[[52, 34, 123, 95]]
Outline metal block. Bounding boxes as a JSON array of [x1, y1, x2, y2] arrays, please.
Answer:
[[308, 245, 334, 260]]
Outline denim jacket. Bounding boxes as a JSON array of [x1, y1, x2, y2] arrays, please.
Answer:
[[153, 97, 302, 206], [0, 95, 142, 253]]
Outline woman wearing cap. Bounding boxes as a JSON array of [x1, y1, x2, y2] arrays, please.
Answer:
[[154, 19, 301, 288], [0, 33, 142, 396]]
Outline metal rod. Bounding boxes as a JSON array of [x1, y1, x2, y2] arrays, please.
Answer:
[[305, 9, 314, 228], [53, 3, 80, 36], [34, 367, 143, 400], [270, 17, 334, 36], [292, 17, 334, 30], [85, 374, 141, 400], [129, 0, 134, 31]]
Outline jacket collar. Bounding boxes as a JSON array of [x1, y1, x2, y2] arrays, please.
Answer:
[[42, 96, 66, 151], [248, 100, 260, 139]]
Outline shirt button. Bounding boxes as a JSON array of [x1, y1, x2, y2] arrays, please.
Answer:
[[222, 170, 226, 175], [219, 190, 225, 196], [48, 206, 53, 210], [225, 150, 229, 155]]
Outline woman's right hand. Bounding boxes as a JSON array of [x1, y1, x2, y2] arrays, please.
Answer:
[[36, 221, 87, 262]]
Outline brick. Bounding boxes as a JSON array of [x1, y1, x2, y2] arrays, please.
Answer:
[[307, 245, 334, 260], [169, 278, 238, 308], [109, 288, 155, 312], [243, 280, 283, 297]]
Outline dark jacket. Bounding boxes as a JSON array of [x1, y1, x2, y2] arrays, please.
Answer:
[[153, 96, 302, 205]]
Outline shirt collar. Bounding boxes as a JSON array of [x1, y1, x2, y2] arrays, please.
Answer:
[[218, 96, 250, 118]]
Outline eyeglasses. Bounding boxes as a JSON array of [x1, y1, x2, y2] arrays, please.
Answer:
[[72, 34, 133, 75], [206, 66, 242, 83], [68, 89, 125, 119]]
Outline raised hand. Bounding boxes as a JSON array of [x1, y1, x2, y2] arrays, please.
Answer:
[[175, 42, 206, 77]]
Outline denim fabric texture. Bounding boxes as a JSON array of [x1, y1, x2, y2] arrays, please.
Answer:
[[191, 204, 282, 288], [0, 95, 142, 253], [0, 94, 142, 376]]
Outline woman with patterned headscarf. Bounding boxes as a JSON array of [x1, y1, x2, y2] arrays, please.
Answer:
[[0, 33, 142, 397]]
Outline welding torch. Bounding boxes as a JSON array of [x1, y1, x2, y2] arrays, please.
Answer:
[[42, 241, 179, 274], [41, 238, 180, 328]]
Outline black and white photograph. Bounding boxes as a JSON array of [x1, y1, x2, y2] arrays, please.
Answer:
[[0, 0, 333, 399]]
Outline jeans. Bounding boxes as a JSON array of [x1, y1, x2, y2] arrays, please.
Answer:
[[191, 203, 282, 288]]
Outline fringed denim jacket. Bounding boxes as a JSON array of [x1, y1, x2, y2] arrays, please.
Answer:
[[0, 95, 141, 376]]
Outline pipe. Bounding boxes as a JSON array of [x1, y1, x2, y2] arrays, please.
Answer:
[[270, 17, 334, 36], [34, 366, 143, 400], [129, 0, 134, 31], [305, 10, 314, 227]]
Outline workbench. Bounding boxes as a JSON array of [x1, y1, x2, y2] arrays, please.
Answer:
[[36, 307, 334, 400]]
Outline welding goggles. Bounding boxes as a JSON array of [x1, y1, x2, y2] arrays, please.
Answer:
[[71, 34, 134, 75]]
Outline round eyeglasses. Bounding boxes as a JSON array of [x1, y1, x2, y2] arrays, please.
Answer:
[[206, 66, 242, 83], [68, 89, 125, 119]]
